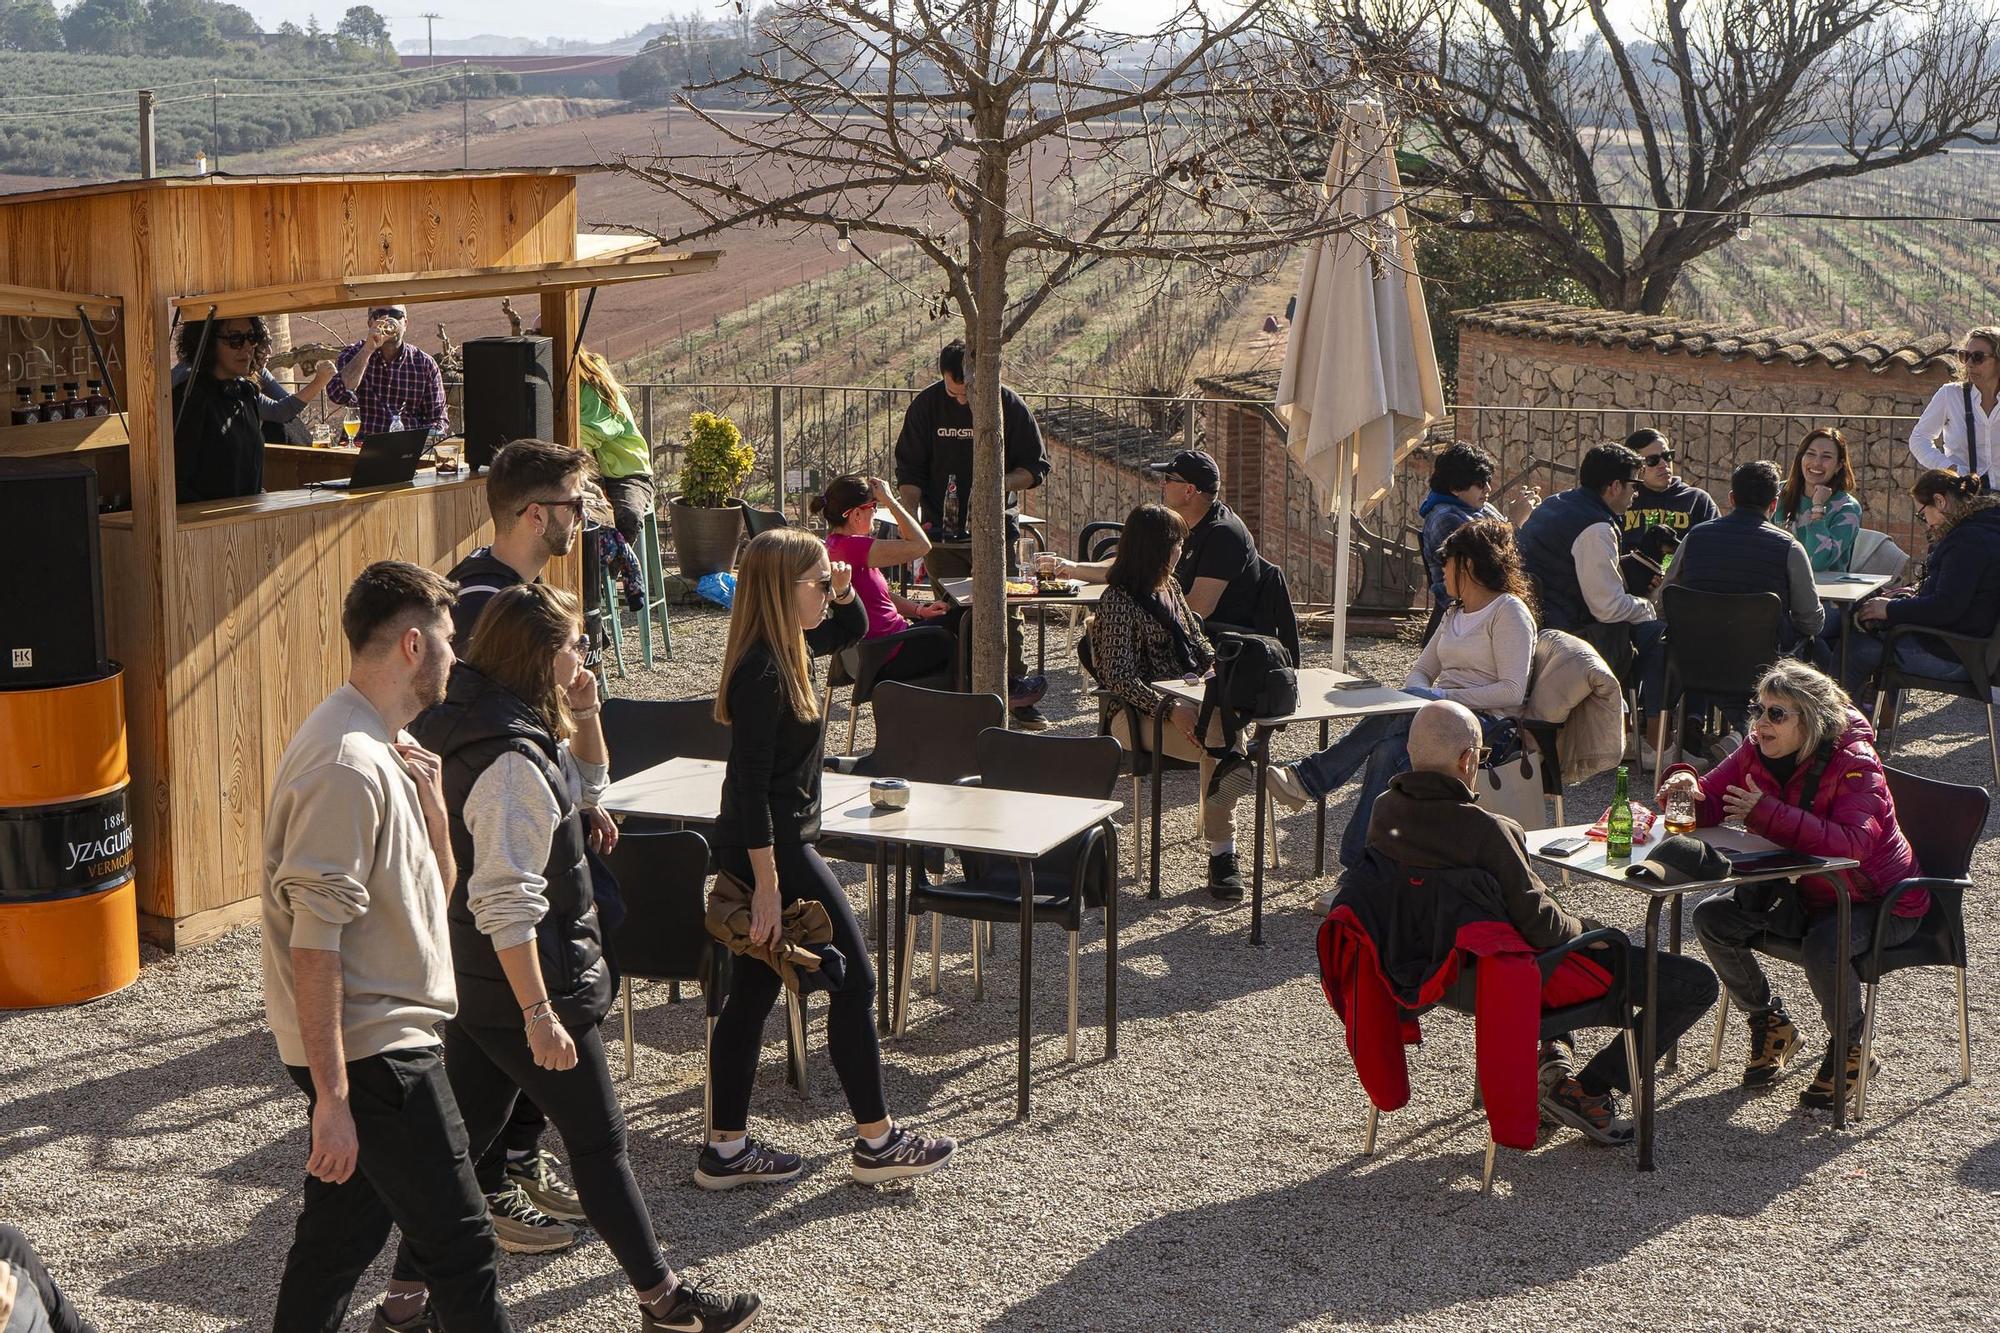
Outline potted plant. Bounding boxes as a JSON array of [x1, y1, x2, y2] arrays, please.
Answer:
[[667, 409, 755, 576]]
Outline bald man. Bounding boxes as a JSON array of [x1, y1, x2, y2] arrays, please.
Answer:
[[1358, 701, 1717, 1146]]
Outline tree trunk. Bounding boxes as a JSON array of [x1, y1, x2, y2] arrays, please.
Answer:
[[966, 126, 1012, 707]]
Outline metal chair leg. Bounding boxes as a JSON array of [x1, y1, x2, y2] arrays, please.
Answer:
[[1267, 802, 1282, 869], [785, 990, 809, 1098], [894, 913, 917, 1038], [929, 912, 943, 994], [1363, 1105, 1379, 1155], [621, 976, 635, 1080], [972, 918, 984, 1001], [1988, 702, 1999, 788], [703, 1013, 715, 1140], [1959, 967, 1973, 1084], [1129, 774, 1142, 878], [845, 698, 860, 755], [1856, 981, 1879, 1121], [1623, 1027, 1641, 1107], [1708, 993, 1730, 1072], [1066, 931, 1079, 1062], [1471, 1077, 1483, 1111], [1480, 1139, 1498, 1195]]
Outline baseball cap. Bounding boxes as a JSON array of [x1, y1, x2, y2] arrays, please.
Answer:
[[1625, 833, 1731, 887], [1144, 449, 1220, 494]]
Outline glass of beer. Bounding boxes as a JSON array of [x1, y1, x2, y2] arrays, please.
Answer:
[[1663, 780, 1697, 835], [341, 408, 362, 443]]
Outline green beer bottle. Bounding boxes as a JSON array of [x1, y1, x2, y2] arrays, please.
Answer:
[[1607, 765, 1633, 862]]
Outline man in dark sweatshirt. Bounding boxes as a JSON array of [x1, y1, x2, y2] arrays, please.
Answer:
[[1621, 427, 1719, 556], [1363, 701, 1717, 1145]]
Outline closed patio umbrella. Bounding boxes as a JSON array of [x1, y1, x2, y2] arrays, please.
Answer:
[[1275, 97, 1443, 665]]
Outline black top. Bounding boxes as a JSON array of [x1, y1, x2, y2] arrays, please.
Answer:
[[717, 596, 866, 849], [172, 374, 265, 503], [1176, 499, 1260, 627], [893, 379, 1050, 539], [1621, 478, 1719, 551], [445, 546, 531, 653]]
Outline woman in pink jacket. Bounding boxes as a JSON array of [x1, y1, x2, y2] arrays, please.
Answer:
[[1664, 658, 1920, 1113]]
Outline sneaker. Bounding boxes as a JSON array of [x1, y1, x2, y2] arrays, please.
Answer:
[[693, 1138, 803, 1191], [368, 1304, 439, 1333], [485, 1182, 576, 1254], [1008, 675, 1049, 709], [1798, 1043, 1880, 1111], [1265, 763, 1312, 811], [1206, 851, 1244, 901], [1540, 1076, 1635, 1146], [505, 1147, 585, 1222], [851, 1123, 958, 1185], [642, 1277, 762, 1332], [1010, 705, 1051, 731], [1743, 1005, 1801, 1087]]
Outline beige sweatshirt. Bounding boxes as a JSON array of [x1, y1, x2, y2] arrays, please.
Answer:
[[261, 683, 456, 1067]]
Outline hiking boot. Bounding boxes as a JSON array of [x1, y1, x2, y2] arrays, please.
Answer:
[[1207, 851, 1244, 901], [1540, 1076, 1635, 1146], [368, 1304, 439, 1333], [641, 1277, 763, 1332], [485, 1182, 576, 1254], [1799, 1043, 1880, 1112], [505, 1147, 585, 1222], [693, 1138, 803, 1192], [851, 1123, 957, 1184], [1743, 1005, 1802, 1087], [1008, 675, 1049, 709], [1538, 1036, 1575, 1095]]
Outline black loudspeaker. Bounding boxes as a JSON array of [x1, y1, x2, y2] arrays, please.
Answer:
[[0, 457, 108, 689], [461, 335, 555, 469]]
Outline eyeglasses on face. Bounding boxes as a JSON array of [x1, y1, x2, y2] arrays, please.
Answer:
[[1641, 450, 1674, 466], [1959, 348, 1991, 365], [567, 633, 589, 655], [517, 496, 587, 518], [798, 573, 833, 597], [216, 331, 268, 349], [1464, 745, 1492, 764], [1746, 701, 1794, 724]]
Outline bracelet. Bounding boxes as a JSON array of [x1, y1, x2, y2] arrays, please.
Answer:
[[526, 1011, 558, 1035], [571, 703, 600, 719], [522, 998, 554, 1016], [832, 588, 857, 605]]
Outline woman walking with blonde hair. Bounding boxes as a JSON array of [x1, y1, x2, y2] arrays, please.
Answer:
[[699, 529, 959, 1190]]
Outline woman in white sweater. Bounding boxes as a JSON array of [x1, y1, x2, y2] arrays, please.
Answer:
[[1223, 519, 1536, 868]]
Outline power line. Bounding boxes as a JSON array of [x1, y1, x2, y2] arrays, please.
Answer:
[[1438, 187, 2000, 228]]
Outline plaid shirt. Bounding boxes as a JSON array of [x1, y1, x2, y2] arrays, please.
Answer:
[[327, 340, 447, 436]]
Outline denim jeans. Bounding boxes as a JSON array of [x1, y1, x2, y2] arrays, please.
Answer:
[[1292, 707, 1509, 869], [1841, 627, 1973, 704]]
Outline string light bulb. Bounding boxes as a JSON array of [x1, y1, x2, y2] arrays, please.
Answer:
[[1458, 195, 1475, 224], [1733, 212, 1753, 240], [836, 223, 851, 253]]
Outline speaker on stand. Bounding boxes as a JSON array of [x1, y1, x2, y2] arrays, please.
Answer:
[[461, 335, 554, 470]]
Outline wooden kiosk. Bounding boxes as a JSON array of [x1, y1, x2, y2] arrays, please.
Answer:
[[0, 170, 716, 949]]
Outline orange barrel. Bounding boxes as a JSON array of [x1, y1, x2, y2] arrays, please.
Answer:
[[0, 668, 138, 1008]]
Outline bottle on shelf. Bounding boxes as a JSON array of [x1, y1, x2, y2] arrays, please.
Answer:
[[37, 384, 60, 423], [10, 387, 36, 426], [942, 474, 961, 540], [61, 382, 85, 420], [84, 380, 111, 417], [1606, 765, 1634, 861]]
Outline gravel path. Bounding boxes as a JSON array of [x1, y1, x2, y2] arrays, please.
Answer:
[[6, 607, 2000, 1331]]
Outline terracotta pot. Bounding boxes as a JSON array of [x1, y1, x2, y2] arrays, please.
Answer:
[[667, 497, 743, 577]]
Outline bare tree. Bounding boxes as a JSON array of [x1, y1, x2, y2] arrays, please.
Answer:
[[621, 0, 1417, 697], [1332, 0, 2000, 312]]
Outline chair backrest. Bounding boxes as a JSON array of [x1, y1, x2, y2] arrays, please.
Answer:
[[975, 727, 1121, 800], [741, 503, 789, 539], [1660, 586, 1785, 697], [604, 828, 712, 981], [860, 680, 1006, 784], [1078, 520, 1122, 563], [1850, 528, 1911, 577], [601, 696, 733, 779], [1884, 766, 1989, 879]]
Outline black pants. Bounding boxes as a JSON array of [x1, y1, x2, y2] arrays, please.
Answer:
[[598, 473, 656, 550], [711, 842, 888, 1130], [473, 1093, 549, 1193], [1695, 888, 1922, 1046], [0, 1224, 93, 1333], [393, 1019, 667, 1292], [1572, 947, 1720, 1096], [875, 605, 964, 686], [275, 1050, 510, 1333]]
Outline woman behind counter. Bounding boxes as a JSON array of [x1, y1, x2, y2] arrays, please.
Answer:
[[171, 314, 274, 503]]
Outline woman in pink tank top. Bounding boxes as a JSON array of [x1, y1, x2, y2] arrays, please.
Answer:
[[816, 474, 960, 680]]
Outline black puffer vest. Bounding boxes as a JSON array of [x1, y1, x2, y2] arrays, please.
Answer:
[[413, 663, 612, 1031], [1671, 509, 1802, 645], [1517, 487, 1620, 632]]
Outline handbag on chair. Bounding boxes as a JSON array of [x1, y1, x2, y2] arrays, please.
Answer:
[[1476, 743, 1549, 830]]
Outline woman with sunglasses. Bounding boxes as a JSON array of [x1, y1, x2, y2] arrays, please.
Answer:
[[385, 583, 761, 1332], [1776, 427, 1864, 573], [813, 473, 959, 683], [702, 529, 958, 1190], [1908, 327, 2000, 491], [1663, 659, 1919, 1113], [171, 314, 274, 502]]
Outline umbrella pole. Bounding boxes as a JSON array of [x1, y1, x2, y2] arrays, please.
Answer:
[[1330, 432, 1354, 669]]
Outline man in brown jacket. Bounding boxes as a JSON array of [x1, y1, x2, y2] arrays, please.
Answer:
[[1364, 701, 1716, 1145]]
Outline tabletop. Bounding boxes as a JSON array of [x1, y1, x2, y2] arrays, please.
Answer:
[[601, 757, 872, 825], [1814, 572, 1892, 604], [1523, 822, 1860, 897], [936, 576, 1109, 609], [1155, 668, 1421, 728]]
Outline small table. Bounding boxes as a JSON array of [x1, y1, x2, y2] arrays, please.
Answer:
[[1524, 823, 1861, 1170], [1814, 573, 1892, 684], [1151, 670, 1422, 943], [937, 576, 1108, 677]]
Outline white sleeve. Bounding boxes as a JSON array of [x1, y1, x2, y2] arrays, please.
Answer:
[[463, 751, 559, 951], [1909, 387, 1956, 472], [1441, 599, 1536, 712], [1573, 523, 1655, 624], [1404, 620, 1445, 691], [559, 739, 609, 808]]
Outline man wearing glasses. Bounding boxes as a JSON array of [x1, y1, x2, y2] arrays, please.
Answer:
[[328, 303, 449, 439], [1620, 428, 1719, 560], [1907, 328, 2000, 490]]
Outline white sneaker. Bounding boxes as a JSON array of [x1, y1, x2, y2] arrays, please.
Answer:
[[1266, 763, 1312, 811]]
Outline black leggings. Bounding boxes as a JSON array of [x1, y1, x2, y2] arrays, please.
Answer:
[[710, 842, 888, 1131], [392, 1019, 668, 1293]]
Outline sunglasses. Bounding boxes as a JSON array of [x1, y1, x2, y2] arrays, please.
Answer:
[[568, 633, 589, 655], [1641, 450, 1674, 466], [215, 331, 268, 349], [798, 574, 833, 597], [517, 496, 587, 518], [1746, 702, 1794, 724], [1959, 348, 1991, 365]]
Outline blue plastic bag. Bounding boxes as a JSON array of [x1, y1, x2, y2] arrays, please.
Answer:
[[696, 572, 736, 609]]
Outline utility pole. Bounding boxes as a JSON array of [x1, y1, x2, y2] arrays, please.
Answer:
[[137, 90, 156, 179], [461, 60, 469, 169], [420, 11, 440, 60], [211, 77, 221, 171]]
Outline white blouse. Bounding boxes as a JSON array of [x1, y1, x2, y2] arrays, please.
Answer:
[[1909, 382, 2000, 482]]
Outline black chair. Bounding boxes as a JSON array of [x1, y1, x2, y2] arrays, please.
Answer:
[[740, 502, 789, 540], [601, 696, 732, 780], [1077, 521, 1122, 563], [896, 729, 1122, 1061], [1875, 621, 2000, 787], [1703, 766, 1988, 1119], [1362, 927, 1638, 1194], [823, 623, 962, 755], [1658, 586, 1785, 785], [1076, 629, 1201, 890]]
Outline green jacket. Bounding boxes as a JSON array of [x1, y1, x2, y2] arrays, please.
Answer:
[[579, 382, 651, 480]]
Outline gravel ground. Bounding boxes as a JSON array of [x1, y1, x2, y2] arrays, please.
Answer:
[[7, 604, 2000, 1331]]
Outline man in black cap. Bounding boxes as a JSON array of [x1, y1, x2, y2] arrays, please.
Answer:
[[1046, 449, 1263, 628]]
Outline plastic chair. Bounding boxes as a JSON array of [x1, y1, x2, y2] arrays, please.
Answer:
[[896, 729, 1122, 1061], [1705, 767, 1988, 1120], [1658, 586, 1785, 785], [601, 697, 731, 841], [740, 503, 789, 539], [1076, 521, 1123, 562], [1849, 529, 1910, 577], [631, 508, 672, 665], [822, 623, 962, 755], [1875, 621, 2000, 787]]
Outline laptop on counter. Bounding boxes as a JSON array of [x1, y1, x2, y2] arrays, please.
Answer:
[[311, 430, 429, 491]]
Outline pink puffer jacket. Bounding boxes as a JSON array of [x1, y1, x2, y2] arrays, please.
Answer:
[[1693, 709, 1925, 918]]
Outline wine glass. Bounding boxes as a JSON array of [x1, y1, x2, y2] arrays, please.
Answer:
[[341, 407, 362, 444]]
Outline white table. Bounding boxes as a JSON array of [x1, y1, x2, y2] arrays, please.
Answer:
[[1524, 823, 1861, 1169], [936, 576, 1108, 678], [1151, 669, 1422, 943], [1815, 573, 1893, 684], [602, 756, 1123, 1117]]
